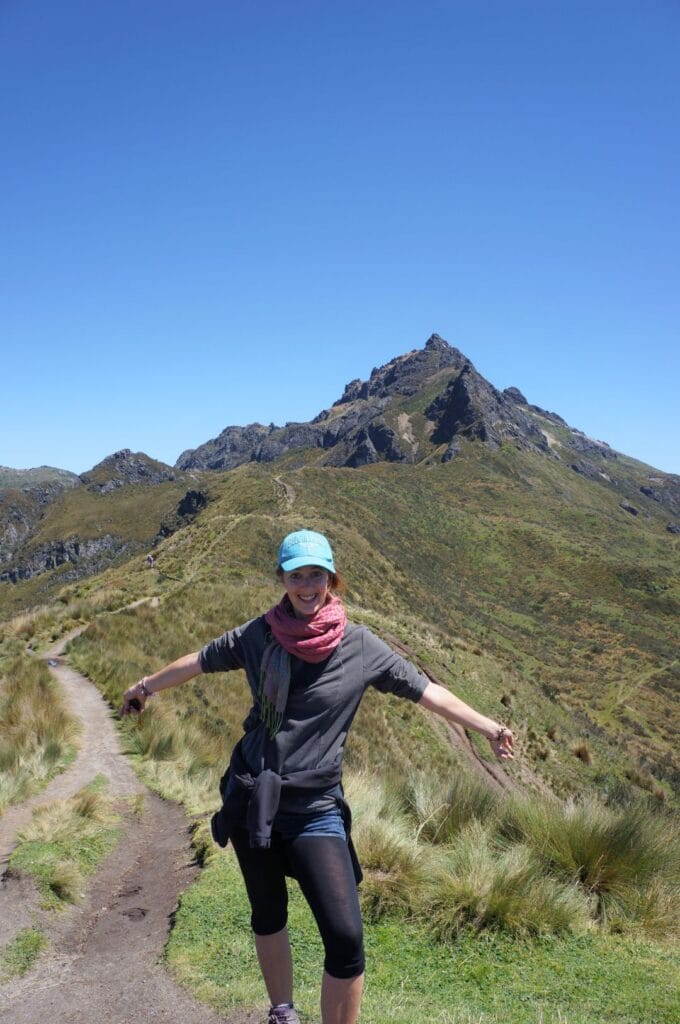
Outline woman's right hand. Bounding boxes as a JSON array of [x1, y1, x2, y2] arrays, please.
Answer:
[[120, 680, 148, 717]]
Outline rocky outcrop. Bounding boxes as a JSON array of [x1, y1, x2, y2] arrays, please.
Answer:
[[425, 363, 550, 454], [334, 334, 467, 404], [340, 420, 406, 468], [640, 478, 680, 517], [156, 489, 209, 541], [175, 398, 394, 471], [568, 432, 617, 460], [81, 450, 176, 492], [570, 459, 611, 482], [176, 425, 274, 472]]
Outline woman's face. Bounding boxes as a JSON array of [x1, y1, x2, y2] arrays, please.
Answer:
[[282, 564, 330, 619]]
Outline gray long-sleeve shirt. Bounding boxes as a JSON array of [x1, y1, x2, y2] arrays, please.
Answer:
[[200, 615, 429, 807]]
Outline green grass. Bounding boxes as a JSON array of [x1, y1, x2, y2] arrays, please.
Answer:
[[166, 848, 680, 1024], [8, 780, 121, 910], [0, 928, 47, 980]]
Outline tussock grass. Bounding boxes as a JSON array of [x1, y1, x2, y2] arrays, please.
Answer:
[[0, 655, 80, 811], [403, 771, 500, 843], [346, 774, 431, 920], [168, 844, 680, 1024], [1, 604, 62, 642], [425, 823, 587, 938], [498, 794, 680, 934], [9, 780, 120, 909], [345, 771, 679, 939]]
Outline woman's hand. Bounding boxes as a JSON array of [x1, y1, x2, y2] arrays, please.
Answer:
[[488, 726, 514, 760], [120, 679, 151, 717]]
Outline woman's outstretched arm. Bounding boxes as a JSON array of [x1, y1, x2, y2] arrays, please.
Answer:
[[120, 651, 202, 715], [418, 681, 514, 759]]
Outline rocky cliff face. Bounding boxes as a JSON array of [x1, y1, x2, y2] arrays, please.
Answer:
[[0, 534, 127, 584], [175, 335, 470, 472], [425, 362, 550, 453], [0, 451, 181, 588], [0, 481, 77, 570]]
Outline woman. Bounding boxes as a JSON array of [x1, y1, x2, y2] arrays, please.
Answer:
[[121, 529, 513, 1024]]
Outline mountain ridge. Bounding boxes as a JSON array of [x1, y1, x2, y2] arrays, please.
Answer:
[[1, 334, 678, 601]]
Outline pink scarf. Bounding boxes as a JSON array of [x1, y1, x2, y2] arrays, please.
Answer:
[[258, 596, 347, 738], [265, 594, 347, 663]]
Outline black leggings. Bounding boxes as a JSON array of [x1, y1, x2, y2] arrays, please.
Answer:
[[229, 826, 365, 979]]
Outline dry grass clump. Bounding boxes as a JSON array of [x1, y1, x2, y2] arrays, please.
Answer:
[[1, 605, 57, 641], [403, 771, 499, 843], [0, 655, 80, 811], [345, 773, 430, 920], [425, 822, 587, 939]]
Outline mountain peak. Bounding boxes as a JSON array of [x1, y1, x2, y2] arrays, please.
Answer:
[[172, 333, 676, 497], [424, 332, 450, 351], [81, 449, 176, 493], [333, 334, 467, 406]]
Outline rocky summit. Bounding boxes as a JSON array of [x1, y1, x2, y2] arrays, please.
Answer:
[[175, 334, 553, 471], [174, 334, 679, 518]]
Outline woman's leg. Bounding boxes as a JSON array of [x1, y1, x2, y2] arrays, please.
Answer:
[[254, 928, 294, 1007], [286, 835, 365, 1024], [229, 826, 293, 1006], [321, 971, 364, 1024]]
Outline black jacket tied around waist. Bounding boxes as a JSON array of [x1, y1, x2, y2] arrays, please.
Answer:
[[210, 742, 362, 884]]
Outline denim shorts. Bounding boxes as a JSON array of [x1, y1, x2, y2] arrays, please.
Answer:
[[273, 806, 346, 841]]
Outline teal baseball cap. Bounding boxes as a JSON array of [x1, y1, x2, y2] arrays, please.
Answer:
[[277, 530, 335, 573]]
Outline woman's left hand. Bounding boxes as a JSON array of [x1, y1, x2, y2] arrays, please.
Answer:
[[489, 726, 514, 760]]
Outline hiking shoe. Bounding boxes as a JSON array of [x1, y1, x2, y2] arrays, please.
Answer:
[[267, 1005, 301, 1024]]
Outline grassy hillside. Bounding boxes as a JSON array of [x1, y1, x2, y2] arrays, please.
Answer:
[[0, 466, 80, 489], [63, 447, 673, 799]]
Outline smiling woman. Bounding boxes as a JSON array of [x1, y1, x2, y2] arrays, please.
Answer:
[[282, 566, 331, 618], [120, 528, 513, 1024]]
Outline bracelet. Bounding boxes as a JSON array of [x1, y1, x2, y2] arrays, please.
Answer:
[[139, 677, 155, 699], [494, 726, 510, 743]]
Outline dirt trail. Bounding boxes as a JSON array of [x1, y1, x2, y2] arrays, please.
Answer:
[[0, 632, 254, 1024]]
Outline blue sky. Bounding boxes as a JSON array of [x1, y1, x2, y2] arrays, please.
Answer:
[[2, 0, 678, 475]]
